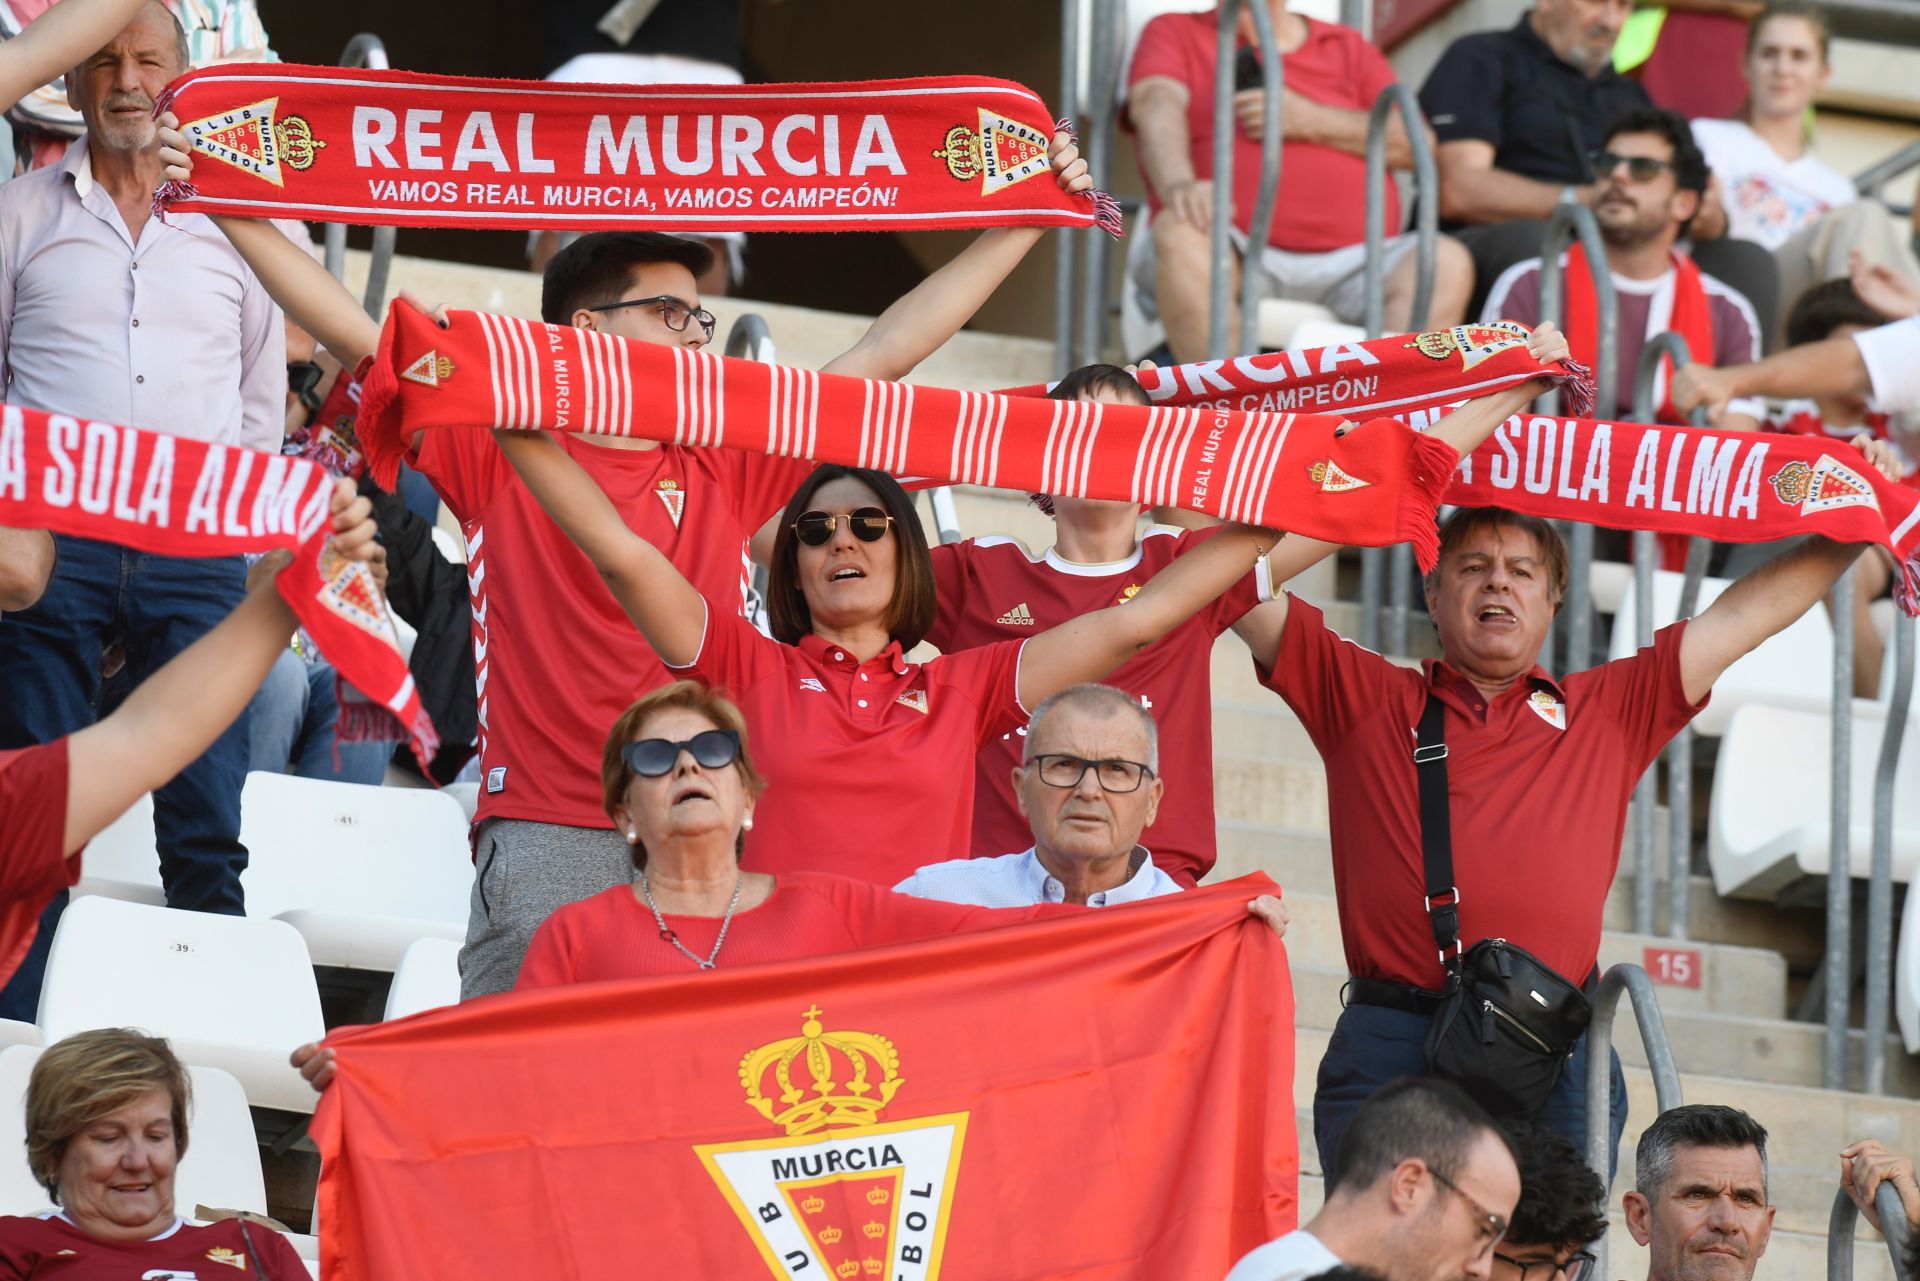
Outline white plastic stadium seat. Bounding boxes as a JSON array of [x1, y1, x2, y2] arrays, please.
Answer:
[[441, 781, 480, 821], [1608, 569, 1847, 735], [383, 937, 462, 1022], [1898, 885, 1920, 1055], [0, 1046, 268, 1216], [238, 772, 473, 972], [1707, 702, 1920, 900], [69, 792, 166, 907], [37, 897, 325, 1113]]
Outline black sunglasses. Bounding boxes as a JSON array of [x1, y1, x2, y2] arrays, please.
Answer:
[[1494, 1250, 1596, 1281], [792, 507, 896, 548], [587, 294, 717, 339], [621, 729, 741, 778], [1589, 150, 1672, 183]]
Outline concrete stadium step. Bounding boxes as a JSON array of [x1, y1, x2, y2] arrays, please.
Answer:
[[1602, 872, 1826, 972]]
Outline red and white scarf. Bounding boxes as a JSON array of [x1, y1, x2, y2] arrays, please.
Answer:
[[0, 406, 436, 761], [153, 65, 1121, 236], [1564, 244, 1713, 424], [356, 302, 1463, 568]]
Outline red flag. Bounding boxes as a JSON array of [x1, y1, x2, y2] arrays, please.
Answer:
[[312, 877, 1296, 1279]]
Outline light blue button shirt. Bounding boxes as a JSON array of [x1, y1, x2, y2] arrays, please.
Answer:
[[893, 847, 1182, 907]]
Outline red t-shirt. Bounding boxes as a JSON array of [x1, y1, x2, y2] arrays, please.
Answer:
[[678, 603, 1028, 884], [517, 872, 1046, 987], [0, 741, 79, 989], [410, 429, 809, 830], [1125, 12, 1400, 253], [0, 1212, 309, 1279], [925, 527, 1269, 886], [1260, 597, 1704, 988]]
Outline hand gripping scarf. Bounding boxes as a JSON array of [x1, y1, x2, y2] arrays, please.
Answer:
[[0, 406, 438, 762], [152, 65, 1122, 236], [1011, 328, 1920, 612], [356, 302, 1463, 568]]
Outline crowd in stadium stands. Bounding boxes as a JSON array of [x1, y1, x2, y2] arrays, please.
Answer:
[[0, 0, 1916, 1274]]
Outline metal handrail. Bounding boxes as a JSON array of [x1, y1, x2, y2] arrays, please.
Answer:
[[1074, 0, 1121, 368], [1361, 83, 1439, 657], [1866, 614, 1916, 1093], [1207, 0, 1282, 362], [1623, 333, 1702, 937], [724, 312, 774, 364], [1587, 964, 1682, 1280], [321, 34, 397, 318], [1829, 568, 1856, 1089], [1829, 1182, 1915, 1281], [1854, 139, 1920, 210], [1054, 0, 1082, 376], [1535, 200, 1617, 674], [1667, 533, 1710, 940]]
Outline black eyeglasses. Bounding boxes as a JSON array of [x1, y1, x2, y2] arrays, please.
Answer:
[[792, 507, 895, 547], [621, 729, 741, 778], [1493, 1251, 1596, 1281], [1027, 754, 1156, 794], [1430, 1166, 1509, 1252], [588, 294, 717, 339], [1589, 150, 1672, 183]]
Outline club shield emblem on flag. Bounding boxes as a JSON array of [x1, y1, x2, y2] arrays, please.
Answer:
[[933, 110, 1051, 196], [1308, 458, 1370, 492], [695, 1006, 967, 1280], [399, 351, 456, 389], [181, 98, 325, 187], [1769, 455, 1880, 516], [656, 478, 686, 529], [1404, 321, 1531, 372]]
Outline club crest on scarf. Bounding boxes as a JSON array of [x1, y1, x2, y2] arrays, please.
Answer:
[[696, 1006, 967, 1280], [933, 109, 1051, 196], [1308, 457, 1370, 493], [1768, 456, 1880, 516], [180, 98, 325, 187], [400, 351, 456, 389], [314, 541, 390, 637], [1404, 322, 1532, 373]]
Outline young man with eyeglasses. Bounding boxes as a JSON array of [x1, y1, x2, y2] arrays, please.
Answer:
[[1228, 1077, 1520, 1281], [161, 118, 1096, 996], [1481, 106, 1764, 428], [1490, 1123, 1605, 1281]]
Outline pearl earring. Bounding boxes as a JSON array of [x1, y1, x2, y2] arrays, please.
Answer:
[[742, 815, 755, 831], [627, 830, 637, 842]]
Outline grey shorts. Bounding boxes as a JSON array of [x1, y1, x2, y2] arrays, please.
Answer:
[[458, 818, 635, 999], [1128, 214, 1422, 328]]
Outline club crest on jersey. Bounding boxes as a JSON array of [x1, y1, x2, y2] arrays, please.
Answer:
[[206, 1245, 249, 1269], [656, 479, 686, 529], [1527, 689, 1566, 730], [895, 689, 930, 715], [696, 1005, 966, 1280], [1767, 455, 1879, 516], [1404, 321, 1530, 372], [1308, 459, 1370, 493], [932, 109, 1050, 196], [1117, 584, 1142, 605], [799, 678, 826, 694], [400, 350, 456, 389], [181, 98, 325, 187]]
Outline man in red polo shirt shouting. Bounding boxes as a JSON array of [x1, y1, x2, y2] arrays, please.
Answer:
[[1233, 442, 1898, 1178]]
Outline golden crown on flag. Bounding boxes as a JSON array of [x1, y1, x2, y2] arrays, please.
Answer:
[[818, 1225, 843, 1244], [862, 1220, 886, 1239], [932, 125, 984, 182], [272, 115, 326, 171], [864, 1262, 884, 1277], [802, 1195, 827, 1214], [836, 1261, 862, 1279], [865, 1187, 889, 1205], [739, 1005, 903, 1137]]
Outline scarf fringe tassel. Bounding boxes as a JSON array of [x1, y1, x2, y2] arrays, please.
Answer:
[[1399, 430, 1460, 573]]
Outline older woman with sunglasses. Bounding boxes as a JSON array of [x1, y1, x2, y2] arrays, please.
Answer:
[[495, 430, 1285, 885]]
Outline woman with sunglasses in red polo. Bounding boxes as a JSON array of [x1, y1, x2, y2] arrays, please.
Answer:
[[490, 429, 1281, 887]]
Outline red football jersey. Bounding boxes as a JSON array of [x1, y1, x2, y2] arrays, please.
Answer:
[[925, 527, 1269, 886], [0, 740, 79, 989], [411, 430, 810, 831], [0, 1212, 310, 1279]]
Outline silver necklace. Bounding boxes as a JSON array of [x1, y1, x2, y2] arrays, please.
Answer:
[[637, 866, 744, 971]]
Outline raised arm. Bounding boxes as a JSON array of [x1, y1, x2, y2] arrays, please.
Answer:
[[1679, 435, 1902, 704], [1018, 522, 1278, 707], [0, 0, 147, 110], [1673, 336, 1869, 418], [62, 480, 375, 854], [158, 117, 381, 370], [488, 429, 706, 665], [819, 132, 1090, 382]]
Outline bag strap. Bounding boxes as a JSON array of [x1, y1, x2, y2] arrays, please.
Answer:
[[1415, 692, 1463, 986]]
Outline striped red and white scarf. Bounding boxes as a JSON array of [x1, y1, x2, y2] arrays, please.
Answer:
[[0, 405, 436, 761], [153, 65, 1121, 236], [356, 302, 1464, 567]]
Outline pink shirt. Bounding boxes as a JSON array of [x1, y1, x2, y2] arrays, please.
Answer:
[[0, 137, 284, 450]]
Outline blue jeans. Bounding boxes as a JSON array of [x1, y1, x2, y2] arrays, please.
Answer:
[[1313, 1002, 1629, 1184], [0, 536, 250, 1016], [249, 648, 390, 785]]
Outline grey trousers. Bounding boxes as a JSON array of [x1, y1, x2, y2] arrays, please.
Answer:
[[458, 818, 635, 998]]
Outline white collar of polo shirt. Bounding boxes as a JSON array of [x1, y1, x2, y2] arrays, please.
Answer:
[[1020, 845, 1154, 905]]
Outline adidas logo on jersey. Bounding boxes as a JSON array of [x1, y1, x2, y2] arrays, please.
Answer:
[[997, 603, 1036, 626]]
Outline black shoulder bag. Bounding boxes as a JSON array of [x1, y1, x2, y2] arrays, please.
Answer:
[[1413, 693, 1594, 1117]]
